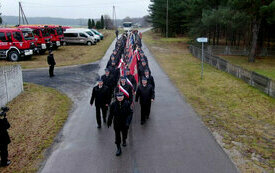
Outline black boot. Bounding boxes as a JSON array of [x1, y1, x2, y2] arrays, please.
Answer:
[[1, 160, 11, 167], [122, 140, 127, 147], [116, 145, 122, 156]]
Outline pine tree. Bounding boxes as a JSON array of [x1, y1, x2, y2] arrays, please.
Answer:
[[91, 19, 95, 28], [88, 19, 92, 29], [96, 21, 101, 29], [100, 15, 104, 29]]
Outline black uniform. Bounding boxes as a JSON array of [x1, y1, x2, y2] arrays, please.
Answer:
[[135, 84, 155, 123], [144, 75, 155, 91], [126, 74, 137, 92], [109, 66, 120, 84], [47, 53, 56, 77], [115, 83, 133, 103], [0, 118, 11, 166], [101, 74, 115, 97], [90, 85, 111, 126], [115, 30, 119, 39], [107, 99, 132, 145], [138, 64, 151, 81]]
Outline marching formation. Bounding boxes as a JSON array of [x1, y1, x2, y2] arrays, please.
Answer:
[[90, 30, 155, 156]]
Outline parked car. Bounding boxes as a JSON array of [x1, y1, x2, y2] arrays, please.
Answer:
[[67, 28, 100, 42], [63, 30, 96, 46], [0, 28, 34, 61], [91, 29, 104, 40]]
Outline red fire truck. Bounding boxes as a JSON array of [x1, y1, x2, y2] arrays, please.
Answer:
[[18, 25, 52, 54], [43, 25, 64, 49], [0, 28, 34, 61]]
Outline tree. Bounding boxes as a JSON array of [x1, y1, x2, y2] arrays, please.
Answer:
[[104, 15, 114, 29], [88, 19, 92, 29], [91, 19, 95, 28], [95, 21, 101, 29], [100, 15, 104, 29]]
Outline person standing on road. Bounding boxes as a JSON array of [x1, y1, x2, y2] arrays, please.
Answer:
[[143, 69, 155, 91], [0, 112, 11, 167], [47, 50, 56, 77], [107, 92, 132, 156], [101, 68, 115, 98], [115, 30, 119, 40], [90, 78, 111, 128], [135, 77, 155, 125]]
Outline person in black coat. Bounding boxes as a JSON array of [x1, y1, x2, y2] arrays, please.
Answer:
[[115, 76, 133, 103], [109, 61, 120, 85], [106, 55, 119, 68], [101, 68, 115, 97], [144, 69, 155, 91], [0, 115, 11, 166], [125, 68, 137, 92], [138, 59, 151, 82], [90, 78, 111, 128], [107, 92, 132, 156], [47, 50, 56, 77], [135, 77, 155, 125]]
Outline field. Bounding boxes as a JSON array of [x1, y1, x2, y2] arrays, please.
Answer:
[[221, 55, 275, 80], [0, 30, 116, 69], [0, 83, 72, 172], [143, 31, 275, 173]]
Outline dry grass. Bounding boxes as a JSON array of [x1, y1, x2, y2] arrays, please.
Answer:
[[221, 55, 275, 80], [0, 30, 115, 69], [143, 31, 275, 173], [0, 83, 72, 172]]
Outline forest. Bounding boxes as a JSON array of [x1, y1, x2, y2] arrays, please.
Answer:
[[149, 0, 275, 62]]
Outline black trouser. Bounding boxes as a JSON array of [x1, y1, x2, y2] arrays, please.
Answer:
[[115, 127, 128, 145], [49, 65, 55, 77], [0, 144, 8, 165], [96, 105, 107, 126], [140, 102, 151, 122]]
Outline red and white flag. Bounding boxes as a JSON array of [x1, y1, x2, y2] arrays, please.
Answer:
[[118, 84, 129, 98]]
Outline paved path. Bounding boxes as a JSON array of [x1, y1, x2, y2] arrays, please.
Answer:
[[23, 31, 238, 173]]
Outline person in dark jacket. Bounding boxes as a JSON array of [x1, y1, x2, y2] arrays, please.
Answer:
[[144, 69, 155, 91], [107, 92, 132, 156], [138, 59, 151, 82], [0, 116, 11, 166], [135, 77, 155, 125], [125, 68, 137, 92], [101, 68, 115, 98], [115, 30, 119, 40], [115, 76, 133, 103], [47, 50, 56, 77], [90, 78, 111, 128], [109, 61, 120, 85]]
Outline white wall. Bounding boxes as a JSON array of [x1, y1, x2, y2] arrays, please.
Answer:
[[0, 65, 23, 107]]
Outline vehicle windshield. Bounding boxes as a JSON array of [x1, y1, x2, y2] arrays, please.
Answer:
[[85, 31, 93, 36], [22, 31, 35, 40], [41, 28, 50, 37], [56, 28, 63, 35], [123, 23, 132, 27]]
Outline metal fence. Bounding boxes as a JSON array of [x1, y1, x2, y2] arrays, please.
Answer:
[[189, 45, 275, 98]]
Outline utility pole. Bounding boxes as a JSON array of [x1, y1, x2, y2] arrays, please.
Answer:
[[166, 0, 168, 38], [18, 2, 29, 25], [113, 5, 117, 28]]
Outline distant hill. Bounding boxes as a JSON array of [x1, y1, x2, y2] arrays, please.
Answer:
[[1, 16, 150, 28]]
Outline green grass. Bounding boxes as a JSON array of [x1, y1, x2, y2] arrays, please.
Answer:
[[221, 55, 275, 80], [0, 83, 72, 173], [143, 31, 275, 173], [0, 30, 116, 69]]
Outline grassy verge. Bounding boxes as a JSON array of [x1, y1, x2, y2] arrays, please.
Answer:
[[220, 55, 275, 80], [143, 31, 275, 173], [0, 83, 72, 172], [0, 30, 116, 69]]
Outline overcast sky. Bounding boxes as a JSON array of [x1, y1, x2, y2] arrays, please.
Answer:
[[1, 0, 151, 19]]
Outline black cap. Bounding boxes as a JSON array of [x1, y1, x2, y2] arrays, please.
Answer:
[[105, 68, 110, 72], [120, 76, 126, 80], [144, 69, 149, 72], [141, 59, 146, 62], [116, 92, 124, 97], [97, 78, 103, 82], [142, 77, 147, 81]]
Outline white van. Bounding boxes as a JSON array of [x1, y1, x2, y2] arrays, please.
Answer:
[[63, 29, 96, 46], [67, 28, 100, 42]]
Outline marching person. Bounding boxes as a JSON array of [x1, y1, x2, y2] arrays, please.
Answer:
[[107, 92, 132, 156], [90, 78, 111, 128], [109, 60, 120, 84], [115, 30, 119, 40], [125, 68, 137, 93], [138, 59, 151, 82], [135, 77, 155, 125], [115, 76, 133, 103], [144, 69, 155, 91], [101, 68, 115, 98], [0, 110, 11, 167], [47, 50, 56, 77]]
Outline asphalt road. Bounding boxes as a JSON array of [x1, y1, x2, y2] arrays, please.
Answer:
[[23, 31, 238, 173]]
